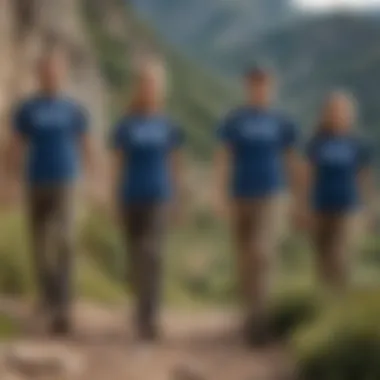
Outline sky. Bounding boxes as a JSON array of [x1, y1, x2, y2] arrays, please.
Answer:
[[294, 0, 380, 10]]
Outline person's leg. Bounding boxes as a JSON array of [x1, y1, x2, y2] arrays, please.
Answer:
[[49, 185, 76, 334], [138, 204, 167, 338], [314, 213, 355, 293], [124, 203, 167, 340], [243, 197, 280, 345], [123, 204, 145, 336], [27, 187, 56, 311], [231, 200, 255, 312]]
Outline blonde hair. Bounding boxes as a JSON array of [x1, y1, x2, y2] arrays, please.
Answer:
[[129, 52, 167, 112], [318, 89, 357, 132]]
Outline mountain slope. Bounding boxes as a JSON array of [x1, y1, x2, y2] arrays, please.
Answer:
[[83, 0, 240, 157], [248, 13, 380, 137], [131, 0, 295, 69], [129, 2, 380, 147]]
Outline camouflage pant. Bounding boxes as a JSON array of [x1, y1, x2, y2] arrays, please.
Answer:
[[27, 185, 76, 315], [121, 203, 168, 331]]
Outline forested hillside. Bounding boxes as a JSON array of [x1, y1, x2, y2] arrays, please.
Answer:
[[83, 0, 239, 158], [243, 13, 380, 137], [133, 1, 380, 147], [131, 0, 295, 68]]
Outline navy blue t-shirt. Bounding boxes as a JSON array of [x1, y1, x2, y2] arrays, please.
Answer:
[[306, 132, 373, 212], [13, 94, 89, 185], [217, 106, 299, 199], [110, 114, 184, 204]]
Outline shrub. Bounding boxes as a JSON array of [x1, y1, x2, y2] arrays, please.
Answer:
[[0, 211, 123, 302], [269, 288, 322, 339], [79, 209, 125, 283], [0, 313, 21, 340], [0, 212, 33, 295], [293, 288, 380, 380], [75, 256, 124, 303]]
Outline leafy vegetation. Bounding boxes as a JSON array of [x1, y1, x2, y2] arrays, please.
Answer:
[[0, 313, 21, 340], [2, 207, 380, 375], [0, 211, 123, 303], [131, 0, 295, 71], [292, 289, 380, 380]]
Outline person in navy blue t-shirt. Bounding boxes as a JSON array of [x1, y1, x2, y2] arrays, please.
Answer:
[[303, 91, 375, 292], [109, 56, 185, 341], [6, 47, 98, 335], [213, 65, 303, 346]]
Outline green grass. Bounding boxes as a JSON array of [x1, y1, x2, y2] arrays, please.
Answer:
[[0, 313, 21, 340], [0, 211, 124, 304], [291, 288, 380, 380], [76, 256, 124, 303], [3, 208, 380, 378]]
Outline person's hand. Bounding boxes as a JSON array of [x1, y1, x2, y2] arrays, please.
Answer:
[[212, 193, 230, 221], [0, 181, 20, 211], [365, 211, 378, 234], [292, 207, 314, 232], [107, 203, 120, 224], [83, 175, 110, 207], [85, 181, 120, 223], [92, 196, 119, 224], [92, 184, 109, 209], [170, 200, 185, 226]]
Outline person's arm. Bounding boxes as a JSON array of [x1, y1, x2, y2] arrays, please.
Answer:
[[3, 133, 26, 204], [284, 149, 312, 230], [282, 119, 304, 205], [358, 167, 377, 233], [358, 167, 376, 210], [75, 105, 98, 181], [75, 105, 107, 203], [212, 113, 233, 219], [170, 148, 186, 223], [79, 133, 105, 188], [284, 148, 307, 203], [212, 146, 231, 219], [358, 142, 377, 229], [168, 124, 186, 223], [5, 133, 26, 183], [300, 160, 314, 227], [2, 102, 30, 204], [108, 150, 123, 216], [282, 119, 313, 230], [106, 120, 126, 217]]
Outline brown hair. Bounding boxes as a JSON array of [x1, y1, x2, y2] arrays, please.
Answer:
[[245, 62, 275, 82]]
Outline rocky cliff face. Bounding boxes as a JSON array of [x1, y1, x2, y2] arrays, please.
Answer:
[[0, 0, 107, 141]]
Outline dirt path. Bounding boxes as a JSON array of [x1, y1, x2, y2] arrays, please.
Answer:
[[0, 300, 293, 380]]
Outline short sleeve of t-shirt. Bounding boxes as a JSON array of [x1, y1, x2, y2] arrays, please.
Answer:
[[357, 139, 374, 168], [304, 137, 317, 161], [13, 101, 32, 137], [170, 124, 185, 149], [74, 104, 89, 135], [281, 118, 299, 150], [216, 111, 236, 143], [109, 120, 127, 151]]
